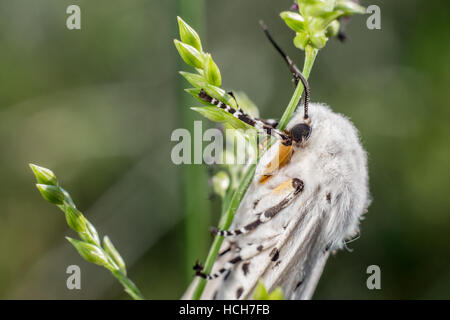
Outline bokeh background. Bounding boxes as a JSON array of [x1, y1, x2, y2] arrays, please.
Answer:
[[0, 0, 449, 299]]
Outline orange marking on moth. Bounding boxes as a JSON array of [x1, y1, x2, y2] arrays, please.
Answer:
[[259, 143, 294, 184], [272, 179, 296, 194]]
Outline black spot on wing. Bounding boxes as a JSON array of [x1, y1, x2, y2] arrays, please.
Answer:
[[242, 262, 250, 276], [270, 248, 280, 262], [236, 287, 244, 299]]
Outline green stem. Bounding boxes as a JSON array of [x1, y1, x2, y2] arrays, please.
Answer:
[[176, 0, 210, 284], [192, 165, 256, 300], [190, 48, 318, 299], [112, 269, 144, 300]]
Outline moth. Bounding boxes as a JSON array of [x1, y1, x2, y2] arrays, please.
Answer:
[[185, 22, 370, 300]]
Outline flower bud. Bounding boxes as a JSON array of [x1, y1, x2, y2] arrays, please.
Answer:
[[64, 206, 86, 233], [66, 237, 111, 268], [29, 164, 58, 186], [335, 0, 365, 15], [103, 236, 127, 275], [212, 171, 230, 198], [205, 54, 222, 87], [177, 16, 202, 51], [303, 1, 334, 17], [36, 184, 65, 205], [326, 20, 340, 37], [179, 71, 207, 88], [174, 39, 205, 69], [80, 219, 100, 246], [280, 11, 306, 33], [293, 32, 310, 50], [310, 32, 328, 49]]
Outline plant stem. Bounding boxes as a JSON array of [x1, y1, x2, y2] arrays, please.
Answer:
[[190, 47, 319, 300], [192, 165, 256, 299], [112, 269, 144, 300], [176, 0, 210, 284]]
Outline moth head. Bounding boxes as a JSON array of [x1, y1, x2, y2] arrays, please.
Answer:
[[290, 122, 312, 144]]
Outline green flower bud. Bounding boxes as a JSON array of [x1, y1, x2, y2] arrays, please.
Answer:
[[303, 1, 335, 18], [36, 184, 65, 205], [66, 237, 112, 269], [335, 0, 366, 15], [280, 11, 306, 33], [326, 20, 340, 37], [253, 280, 269, 300], [64, 205, 86, 233], [29, 163, 58, 186], [310, 31, 328, 49], [293, 32, 310, 50], [80, 219, 100, 246], [177, 16, 202, 51], [103, 236, 127, 275], [174, 39, 205, 69], [267, 287, 284, 300], [179, 71, 208, 89], [205, 54, 222, 87], [191, 106, 252, 130], [212, 171, 230, 198]]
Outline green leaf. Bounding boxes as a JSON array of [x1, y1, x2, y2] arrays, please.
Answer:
[[191, 106, 254, 131], [177, 16, 202, 51], [36, 184, 65, 205], [29, 164, 58, 186], [103, 236, 127, 275], [66, 237, 112, 269], [205, 54, 222, 87], [174, 39, 205, 68], [280, 11, 306, 33]]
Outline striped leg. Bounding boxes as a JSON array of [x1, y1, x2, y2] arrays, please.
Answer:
[[198, 89, 292, 145], [260, 20, 311, 120], [194, 236, 279, 280], [211, 178, 304, 237]]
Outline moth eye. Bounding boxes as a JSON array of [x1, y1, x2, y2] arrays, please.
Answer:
[[291, 123, 312, 143]]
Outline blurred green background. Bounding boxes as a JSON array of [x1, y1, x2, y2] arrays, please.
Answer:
[[0, 0, 449, 299]]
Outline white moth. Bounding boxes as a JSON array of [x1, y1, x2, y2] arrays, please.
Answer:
[[184, 102, 370, 300], [183, 24, 370, 300]]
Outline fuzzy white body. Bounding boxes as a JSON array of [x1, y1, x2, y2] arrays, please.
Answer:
[[187, 103, 370, 300]]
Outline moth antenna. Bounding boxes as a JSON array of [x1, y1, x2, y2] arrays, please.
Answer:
[[259, 20, 311, 120]]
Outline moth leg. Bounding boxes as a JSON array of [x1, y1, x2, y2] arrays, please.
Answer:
[[211, 178, 304, 237], [194, 236, 279, 280], [198, 90, 292, 143], [260, 20, 310, 119]]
